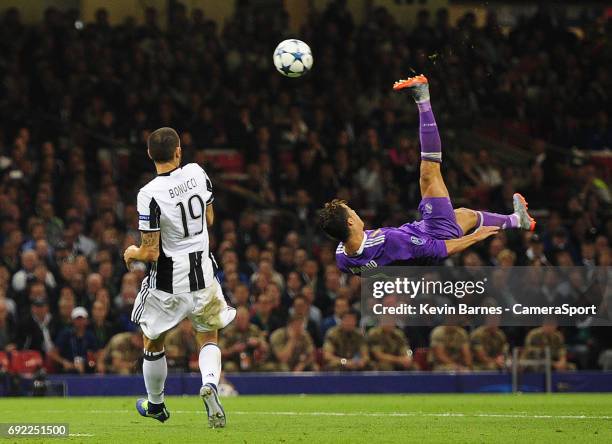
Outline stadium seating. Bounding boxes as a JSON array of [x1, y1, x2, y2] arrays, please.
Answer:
[[0, 351, 9, 371], [9, 350, 44, 376]]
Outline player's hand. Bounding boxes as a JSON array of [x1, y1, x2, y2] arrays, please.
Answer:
[[123, 245, 138, 269], [472, 226, 500, 241]]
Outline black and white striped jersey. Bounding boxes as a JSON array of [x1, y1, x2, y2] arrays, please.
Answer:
[[137, 162, 218, 294]]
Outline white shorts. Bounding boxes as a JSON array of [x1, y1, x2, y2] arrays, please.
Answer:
[[131, 278, 236, 340]]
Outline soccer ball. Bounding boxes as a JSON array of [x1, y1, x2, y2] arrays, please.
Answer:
[[273, 39, 313, 78]]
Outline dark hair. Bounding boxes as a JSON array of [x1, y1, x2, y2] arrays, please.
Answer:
[[318, 199, 350, 242], [147, 127, 180, 162]]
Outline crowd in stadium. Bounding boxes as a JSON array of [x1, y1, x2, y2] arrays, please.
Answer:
[[0, 1, 610, 375]]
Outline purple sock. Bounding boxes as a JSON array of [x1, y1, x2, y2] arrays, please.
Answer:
[[418, 101, 442, 163], [476, 211, 519, 230]]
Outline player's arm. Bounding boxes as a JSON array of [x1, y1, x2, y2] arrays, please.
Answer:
[[443, 226, 499, 256], [124, 231, 160, 268], [206, 203, 214, 227]]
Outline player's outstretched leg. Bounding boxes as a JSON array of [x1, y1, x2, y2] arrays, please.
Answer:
[[394, 76, 536, 235], [136, 336, 170, 423], [394, 75, 448, 198], [455, 194, 536, 234], [473, 193, 535, 231], [197, 332, 226, 428]]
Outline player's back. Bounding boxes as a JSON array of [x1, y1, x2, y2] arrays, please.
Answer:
[[137, 162, 217, 294], [335, 224, 448, 275]]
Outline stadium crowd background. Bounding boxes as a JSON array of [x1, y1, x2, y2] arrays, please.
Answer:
[[0, 1, 610, 375]]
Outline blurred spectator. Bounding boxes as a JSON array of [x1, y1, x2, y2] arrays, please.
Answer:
[[90, 300, 117, 347], [98, 330, 143, 374], [470, 312, 508, 371], [250, 293, 284, 336], [525, 234, 550, 265], [523, 318, 576, 371], [323, 311, 369, 371], [56, 287, 76, 334], [270, 314, 317, 371], [51, 307, 99, 374], [165, 319, 199, 372], [321, 297, 350, 338], [230, 283, 251, 309], [429, 325, 472, 371], [220, 307, 271, 371], [11, 250, 56, 293], [288, 295, 321, 346], [0, 299, 15, 350], [15, 298, 56, 355], [367, 318, 414, 371]]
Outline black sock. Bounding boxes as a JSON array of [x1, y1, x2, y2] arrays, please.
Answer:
[[148, 401, 164, 413]]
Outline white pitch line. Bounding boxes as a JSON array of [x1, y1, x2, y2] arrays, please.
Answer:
[[69, 433, 95, 437], [8, 410, 612, 421], [230, 411, 612, 420]]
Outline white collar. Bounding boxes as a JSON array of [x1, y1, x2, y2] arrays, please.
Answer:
[[345, 232, 367, 257]]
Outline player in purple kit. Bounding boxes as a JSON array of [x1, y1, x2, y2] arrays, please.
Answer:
[[318, 75, 536, 275]]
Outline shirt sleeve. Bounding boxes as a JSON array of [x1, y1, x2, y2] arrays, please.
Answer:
[[200, 168, 214, 205], [385, 229, 448, 261], [137, 189, 161, 232]]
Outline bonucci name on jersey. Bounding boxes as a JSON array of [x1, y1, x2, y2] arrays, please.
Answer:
[[137, 163, 219, 294]]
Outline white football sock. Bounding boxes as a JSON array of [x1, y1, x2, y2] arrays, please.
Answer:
[[199, 343, 221, 387], [143, 349, 167, 404]]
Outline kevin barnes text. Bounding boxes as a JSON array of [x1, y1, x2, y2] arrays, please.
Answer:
[[372, 303, 598, 317]]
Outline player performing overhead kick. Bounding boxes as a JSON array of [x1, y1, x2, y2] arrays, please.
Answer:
[[123, 127, 236, 428], [318, 75, 535, 275]]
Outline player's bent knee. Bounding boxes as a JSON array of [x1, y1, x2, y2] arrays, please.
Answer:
[[454, 207, 473, 217], [454, 208, 478, 234]]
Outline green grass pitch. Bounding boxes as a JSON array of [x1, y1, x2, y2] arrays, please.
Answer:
[[1, 394, 611, 443]]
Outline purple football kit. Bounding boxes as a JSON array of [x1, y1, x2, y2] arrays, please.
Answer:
[[335, 76, 525, 275], [336, 197, 463, 275]]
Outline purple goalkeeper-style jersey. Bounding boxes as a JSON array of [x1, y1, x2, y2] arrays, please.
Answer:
[[335, 197, 463, 275]]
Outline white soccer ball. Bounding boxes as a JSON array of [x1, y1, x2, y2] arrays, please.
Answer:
[[273, 39, 313, 78]]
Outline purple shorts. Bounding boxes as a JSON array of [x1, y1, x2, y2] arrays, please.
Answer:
[[407, 197, 463, 240]]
